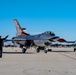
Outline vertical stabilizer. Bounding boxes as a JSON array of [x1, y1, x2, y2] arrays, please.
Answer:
[[13, 19, 30, 36]]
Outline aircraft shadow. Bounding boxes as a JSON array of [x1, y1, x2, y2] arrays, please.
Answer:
[[3, 52, 36, 54], [49, 50, 74, 52]]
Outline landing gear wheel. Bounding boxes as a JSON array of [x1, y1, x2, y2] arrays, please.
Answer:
[[22, 48, 26, 53], [36, 48, 40, 53], [74, 48, 76, 52], [48, 49, 52, 52], [44, 50, 48, 53]]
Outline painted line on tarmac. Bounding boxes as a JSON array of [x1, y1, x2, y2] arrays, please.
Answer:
[[58, 53, 76, 61]]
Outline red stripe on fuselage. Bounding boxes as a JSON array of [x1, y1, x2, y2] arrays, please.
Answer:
[[57, 39, 66, 42]]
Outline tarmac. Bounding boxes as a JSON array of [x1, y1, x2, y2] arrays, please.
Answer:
[[0, 47, 76, 75]]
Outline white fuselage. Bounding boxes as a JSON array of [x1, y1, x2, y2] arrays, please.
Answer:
[[13, 39, 51, 47], [34, 40, 51, 47]]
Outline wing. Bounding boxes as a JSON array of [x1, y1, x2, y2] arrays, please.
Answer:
[[5, 34, 66, 43], [5, 36, 58, 41], [6, 36, 56, 41], [25, 35, 66, 42]]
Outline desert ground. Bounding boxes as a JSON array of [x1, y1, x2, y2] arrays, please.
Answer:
[[0, 47, 76, 75]]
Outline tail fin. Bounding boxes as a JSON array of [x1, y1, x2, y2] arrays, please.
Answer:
[[13, 19, 30, 36]]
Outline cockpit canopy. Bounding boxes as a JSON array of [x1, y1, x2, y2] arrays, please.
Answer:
[[43, 31, 55, 36]]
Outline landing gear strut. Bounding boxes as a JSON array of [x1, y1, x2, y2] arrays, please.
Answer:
[[22, 48, 26, 53], [44, 50, 48, 53], [36, 47, 40, 53], [36, 47, 48, 53], [48, 49, 52, 52]]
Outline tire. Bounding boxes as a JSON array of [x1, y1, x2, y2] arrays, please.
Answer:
[[22, 48, 26, 53], [36, 48, 40, 53], [48, 49, 52, 52], [44, 50, 47, 53]]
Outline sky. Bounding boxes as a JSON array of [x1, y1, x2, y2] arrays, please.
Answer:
[[0, 0, 76, 41]]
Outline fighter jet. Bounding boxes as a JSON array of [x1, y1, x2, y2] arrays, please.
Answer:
[[10, 19, 66, 53]]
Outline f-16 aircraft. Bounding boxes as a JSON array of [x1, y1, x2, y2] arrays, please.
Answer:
[[9, 19, 67, 53]]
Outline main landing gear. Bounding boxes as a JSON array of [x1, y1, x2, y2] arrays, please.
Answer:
[[36, 47, 52, 53], [36, 47, 40, 53], [48, 49, 52, 52], [22, 48, 26, 53], [74, 48, 76, 52]]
